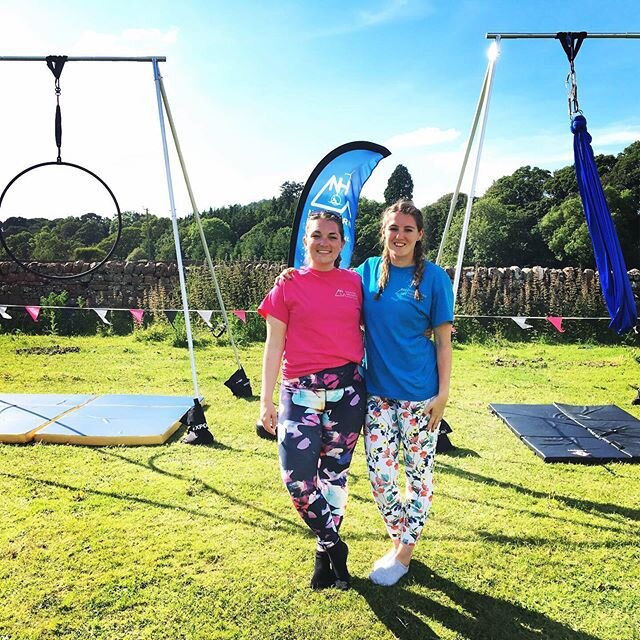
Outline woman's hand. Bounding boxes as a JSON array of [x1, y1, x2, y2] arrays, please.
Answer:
[[260, 399, 278, 435], [423, 393, 448, 432], [424, 326, 433, 340], [274, 267, 296, 286]]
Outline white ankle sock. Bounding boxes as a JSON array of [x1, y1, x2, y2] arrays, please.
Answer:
[[369, 559, 409, 586], [373, 547, 397, 571]]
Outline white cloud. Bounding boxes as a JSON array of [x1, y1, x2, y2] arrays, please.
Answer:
[[589, 128, 640, 147], [385, 126, 460, 150]]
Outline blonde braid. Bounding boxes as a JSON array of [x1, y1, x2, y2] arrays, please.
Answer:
[[412, 238, 425, 301], [374, 245, 391, 300]]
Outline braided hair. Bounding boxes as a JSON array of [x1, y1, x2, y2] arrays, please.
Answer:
[[374, 200, 426, 301]]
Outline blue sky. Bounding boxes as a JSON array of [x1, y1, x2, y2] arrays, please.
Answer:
[[1, 0, 639, 219]]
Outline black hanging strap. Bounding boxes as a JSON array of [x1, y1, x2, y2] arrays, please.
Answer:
[[556, 32, 587, 63], [45, 55, 68, 163]]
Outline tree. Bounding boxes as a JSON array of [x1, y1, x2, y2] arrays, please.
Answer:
[[186, 217, 234, 260], [421, 193, 467, 260], [384, 164, 414, 205], [539, 196, 593, 266], [278, 181, 304, 211], [4, 230, 32, 260]]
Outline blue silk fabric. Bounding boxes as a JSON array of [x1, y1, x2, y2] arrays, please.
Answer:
[[572, 115, 637, 334]]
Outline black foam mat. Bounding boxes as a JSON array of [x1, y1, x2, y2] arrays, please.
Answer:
[[489, 403, 639, 463]]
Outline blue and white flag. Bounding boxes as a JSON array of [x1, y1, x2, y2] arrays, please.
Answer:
[[288, 141, 390, 268]]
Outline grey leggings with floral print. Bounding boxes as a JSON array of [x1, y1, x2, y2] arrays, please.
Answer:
[[278, 363, 365, 549], [364, 395, 439, 546]]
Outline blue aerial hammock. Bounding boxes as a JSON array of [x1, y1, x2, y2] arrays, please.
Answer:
[[558, 32, 638, 334]]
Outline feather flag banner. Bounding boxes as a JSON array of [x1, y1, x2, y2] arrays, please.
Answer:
[[288, 141, 390, 268]]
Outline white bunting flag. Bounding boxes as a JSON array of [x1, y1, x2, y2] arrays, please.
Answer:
[[93, 308, 112, 325], [0, 306, 11, 319], [512, 317, 533, 330], [197, 310, 213, 327]]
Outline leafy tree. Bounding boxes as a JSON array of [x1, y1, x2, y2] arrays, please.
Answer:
[[352, 198, 385, 265], [186, 217, 234, 260], [539, 196, 593, 266], [127, 247, 148, 261], [30, 228, 71, 262], [74, 246, 107, 261], [421, 193, 467, 260], [384, 164, 414, 205], [278, 181, 304, 211], [4, 230, 32, 260]]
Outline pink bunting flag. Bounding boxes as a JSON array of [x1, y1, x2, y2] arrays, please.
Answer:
[[129, 309, 145, 324], [546, 316, 565, 333], [233, 310, 247, 323], [25, 306, 40, 322]]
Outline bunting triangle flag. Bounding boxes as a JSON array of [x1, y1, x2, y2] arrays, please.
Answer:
[[0, 306, 11, 319], [233, 310, 247, 323], [93, 308, 112, 325], [25, 306, 40, 322], [512, 317, 533, 330], [129, 309, 144, 324], [547, 316, 565, 333], [197, 310, 213, 327], [165, 309, 178, 325]]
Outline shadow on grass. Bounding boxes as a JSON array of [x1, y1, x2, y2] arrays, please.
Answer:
[[441, 447, 480, 459], [355, 561, 601, 640], [438, 461, 639, 523], [93, 447, 382, 543]]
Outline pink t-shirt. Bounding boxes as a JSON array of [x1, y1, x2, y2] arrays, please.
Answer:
[[258, 267, 364, 379]]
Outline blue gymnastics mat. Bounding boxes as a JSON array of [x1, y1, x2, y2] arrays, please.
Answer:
[[0, 394, 196, 445], [490, 403, 640, 464]]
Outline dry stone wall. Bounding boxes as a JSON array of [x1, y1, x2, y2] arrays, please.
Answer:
[[0, 261, 638, 319]]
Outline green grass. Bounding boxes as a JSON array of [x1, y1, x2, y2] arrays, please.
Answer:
[[0, 334, 639, 640]]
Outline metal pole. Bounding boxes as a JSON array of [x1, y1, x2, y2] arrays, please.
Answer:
[[485, 33, 640, 39], [452, 39, 500, 308], [436, 61, 490, 265], [151, 58, 200, 399], [157, 76, 243, 370], [0, 56, 166, 62]]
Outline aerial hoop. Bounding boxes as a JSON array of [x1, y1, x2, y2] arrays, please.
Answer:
[[0, 55, 123, 280], [0, 161, 122, 280]]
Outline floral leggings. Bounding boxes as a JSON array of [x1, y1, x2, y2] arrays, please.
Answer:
[[364, 395, 439, 546], [278, 363, 365, 549]]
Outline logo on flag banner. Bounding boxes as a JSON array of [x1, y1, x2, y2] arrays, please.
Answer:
[[288, 141, 390, 269]]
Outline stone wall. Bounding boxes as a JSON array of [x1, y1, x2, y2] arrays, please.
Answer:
[[0, 261, 638, 318]]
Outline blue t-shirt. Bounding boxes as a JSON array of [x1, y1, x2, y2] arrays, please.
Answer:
[[355, 257, 454, 401]]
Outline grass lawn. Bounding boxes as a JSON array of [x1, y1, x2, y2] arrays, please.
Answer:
[[0, 333, 639, 640]]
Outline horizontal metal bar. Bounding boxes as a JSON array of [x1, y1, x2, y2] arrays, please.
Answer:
[[486, 32, 640, 39], [0, 56, 166, 62]]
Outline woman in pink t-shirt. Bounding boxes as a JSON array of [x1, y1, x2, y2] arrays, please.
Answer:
[[258, 211, 365, 591]]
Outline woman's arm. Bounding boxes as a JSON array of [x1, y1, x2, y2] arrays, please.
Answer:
[[260, 315, 287, 435], [423, 322, 453, 431]]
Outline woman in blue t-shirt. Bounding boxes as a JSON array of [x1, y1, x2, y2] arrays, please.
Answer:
[[354, 199, 453, 587]]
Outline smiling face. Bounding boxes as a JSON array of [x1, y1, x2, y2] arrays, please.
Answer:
[[303, 216, 344, 271], [382, 211, 424, 267]]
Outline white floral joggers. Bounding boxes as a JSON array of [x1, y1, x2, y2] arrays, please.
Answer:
[[363, 395, 439, 546]]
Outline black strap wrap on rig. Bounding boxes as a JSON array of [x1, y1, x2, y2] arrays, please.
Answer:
[[45, 55, 68, 163]]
